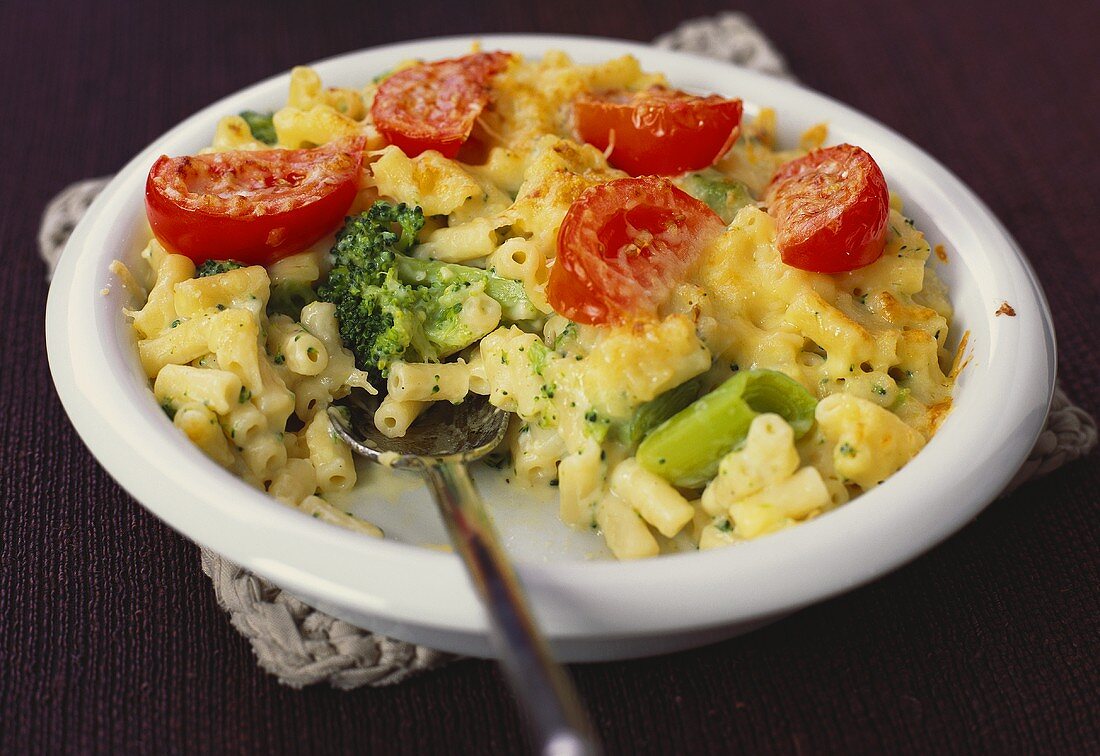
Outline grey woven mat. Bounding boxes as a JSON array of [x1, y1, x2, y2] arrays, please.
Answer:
[[40, 12, 1098, 689]]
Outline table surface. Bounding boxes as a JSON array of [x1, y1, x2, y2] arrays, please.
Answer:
[[4, 0, 1098, 752]]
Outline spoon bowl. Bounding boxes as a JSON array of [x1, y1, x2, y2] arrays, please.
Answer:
[[328, 391, 509, 467]]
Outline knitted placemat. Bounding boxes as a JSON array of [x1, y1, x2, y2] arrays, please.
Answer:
[[40, 13, 1098, 689]]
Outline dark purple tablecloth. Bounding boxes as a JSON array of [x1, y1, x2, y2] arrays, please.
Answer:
[[4, 1, 1098, 752]]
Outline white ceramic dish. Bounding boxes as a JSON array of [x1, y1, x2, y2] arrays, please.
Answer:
[[46, 34, 1056, 661]]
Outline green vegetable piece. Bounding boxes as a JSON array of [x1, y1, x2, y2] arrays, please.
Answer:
[[583, 408, 610, 443], [527, 339, 551, 376], [615, 377, 703, 447], [195, 259, 244, 278], [681, 171, 756, 223], [267, 279, 318, 318], [420, 289, 479, 356], [318, 202, 431, 377], [318, 201, 538, 378], [636, 369, 817, 488], [552, 322, 579, 352], [239, 110, 277, 145], [395, 255, 538, 322], [890, 387, 911, 411]]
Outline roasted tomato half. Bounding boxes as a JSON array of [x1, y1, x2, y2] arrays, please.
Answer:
[[145, 137, 365, 265], [370, 51, 513, 159], [547, 176, 725, 325], [574, 87, 743, 176], [765, 144, 890, 273]]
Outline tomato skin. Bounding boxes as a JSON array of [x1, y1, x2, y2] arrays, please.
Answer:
[[371, 52, 512, 159], [145, 137, 365, 265], [574, 88, 743, 176], [765, 144, 889, 273], [547, 177, 725, 325]]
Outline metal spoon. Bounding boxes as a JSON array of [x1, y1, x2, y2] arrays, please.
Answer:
[[328, 392, 600, 756]]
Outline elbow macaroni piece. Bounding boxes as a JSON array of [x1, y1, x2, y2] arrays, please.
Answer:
[[243, 431, 289, 483], [511, 421, 567, 486], [370, 146, 485, 216], [286, 66, 366, 119], [557, 440, 603, 528], [388, 361, 470, 404], [728, 467, 831, 539], [610, 459, 694, 539], [298, 495, 383, 538], [223, 402, 267, 450], [465, 347, 491, 396], [253, 357, 296, 430], [374, 396, 430, 438], [304, 412, 356, 493], [268, 458, 318, 506], [131, 253, 194, 338], [173, 265, 269, 320], [458, 293, 502, 345], [267, 249, 323, 289], [299, 301, 342, 347], [418, 217, 500, 263], [268, 315, 329, 376], [212, 115, 266, 152], [155, 365, 242, 416], [596, 493, 660, 561], [274, 104, 360, 148], [173, 402, 234, 468], [815, 394, 926, 490], [480, 327, 557, 422], [700, 414, 800, 516]]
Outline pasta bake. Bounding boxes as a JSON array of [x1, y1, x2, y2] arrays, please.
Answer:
[[118, 49, 958, 559]]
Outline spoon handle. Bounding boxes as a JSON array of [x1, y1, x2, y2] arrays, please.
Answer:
[[421, 461, 600, 756]]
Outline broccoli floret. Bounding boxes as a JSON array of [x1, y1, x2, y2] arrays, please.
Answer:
[[681, 171, 756, 223], [195, 259, 245, 277], [267, 279, 318, 318], [318, 201, 536, 378], [319, 203, 431, 376], [239, 110, 277, 145], [395, 255, 538, 323]]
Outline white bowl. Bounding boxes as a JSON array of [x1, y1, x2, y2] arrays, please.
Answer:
[[46, 34, 1056, 661]]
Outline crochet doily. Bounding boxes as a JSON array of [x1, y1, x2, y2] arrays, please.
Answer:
[[39, 13, 1097, 689]]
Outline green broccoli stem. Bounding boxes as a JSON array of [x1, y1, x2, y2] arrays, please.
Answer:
[[395, 255, 539, 322], [636, 369, 818, 488]]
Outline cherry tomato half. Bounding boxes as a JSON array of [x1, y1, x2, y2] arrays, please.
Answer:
[[764, 144, 890, 273], [145, 137, 365, 265], [547, 176, 725, 325], [370, 51, 513, 159], [574, 87, 743, 176]]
